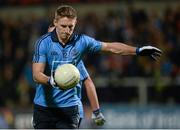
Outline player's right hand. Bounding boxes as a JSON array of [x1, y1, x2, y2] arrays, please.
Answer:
[[48, 75, 58, 89], [92, 109, 106, 126]]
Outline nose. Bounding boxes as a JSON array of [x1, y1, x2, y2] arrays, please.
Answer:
[[65, 27, 70, 33]]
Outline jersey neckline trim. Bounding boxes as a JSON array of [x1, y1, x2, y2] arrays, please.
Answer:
[[50, 29, 75, 48]]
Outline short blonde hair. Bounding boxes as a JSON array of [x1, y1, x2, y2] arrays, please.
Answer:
[[55, 5, 77, 19]]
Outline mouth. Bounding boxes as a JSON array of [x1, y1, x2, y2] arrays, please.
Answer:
[[61, 34, 70, 40], [63, 33, 70, 37]]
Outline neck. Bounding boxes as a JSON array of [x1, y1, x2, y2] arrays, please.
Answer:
[[58, 38, 68, 45], [59, 37, 68, 45], [55, 29, 69, 45]]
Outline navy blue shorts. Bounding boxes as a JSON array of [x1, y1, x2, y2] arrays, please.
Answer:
[[33, 104, 80, 129]]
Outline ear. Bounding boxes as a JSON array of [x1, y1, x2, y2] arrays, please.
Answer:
[[75, 18, 77, 25], [75, 19, 77, 24], [74, 19, 77, 28], [53, 19, 57, 26]]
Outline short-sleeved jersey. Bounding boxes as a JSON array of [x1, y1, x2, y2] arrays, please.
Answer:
[[32, 29, 102, 111]]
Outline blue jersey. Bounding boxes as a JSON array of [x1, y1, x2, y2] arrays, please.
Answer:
[[32, 29, 102, 114]]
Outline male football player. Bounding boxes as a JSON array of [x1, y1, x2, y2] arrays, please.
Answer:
[[32, 5, 162, 129]]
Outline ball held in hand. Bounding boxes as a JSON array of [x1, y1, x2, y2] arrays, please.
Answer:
[[54, 64, 80, 90]]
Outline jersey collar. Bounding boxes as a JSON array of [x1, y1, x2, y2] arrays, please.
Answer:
[[51, 28, 75, 46]]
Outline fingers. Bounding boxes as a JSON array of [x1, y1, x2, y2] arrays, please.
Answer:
[[152, 46, 162, 54], [138, 46, 162, 61], [151, 52, 161, 61], [151, 54, 159, 61], [95, 119, 106, 126], [152, 51, 162, 58], [151, 47, 162, 61]]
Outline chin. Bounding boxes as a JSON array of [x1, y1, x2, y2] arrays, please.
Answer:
[[61, 37, 69, 42]]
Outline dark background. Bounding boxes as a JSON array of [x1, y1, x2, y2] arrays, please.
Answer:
[[0, 0, 180, 128]]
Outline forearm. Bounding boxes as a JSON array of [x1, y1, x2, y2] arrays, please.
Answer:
[[102, 42, 137, 55], [86, 87, 100, 111], [84, 77, 100, 111], [33, 72, 50, 85], [32, 63, 50, 85]]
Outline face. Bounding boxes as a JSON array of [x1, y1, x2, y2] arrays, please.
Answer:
[[54, 17, 77, 43]]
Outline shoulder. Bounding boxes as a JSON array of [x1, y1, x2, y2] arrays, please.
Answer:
[[36, 33, 51, 44], [74, 34, 96, 44], [34, 33, 51, 51], [79, 34, 92, 40]]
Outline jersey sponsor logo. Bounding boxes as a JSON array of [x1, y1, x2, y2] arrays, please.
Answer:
[[51, 51, 58, 56]]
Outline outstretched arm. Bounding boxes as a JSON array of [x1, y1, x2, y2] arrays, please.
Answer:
[[101, 42, 162, 60], [101, 42, 136, 55]]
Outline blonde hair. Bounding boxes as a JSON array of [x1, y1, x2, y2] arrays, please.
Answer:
[[55, 5, 77, 19]]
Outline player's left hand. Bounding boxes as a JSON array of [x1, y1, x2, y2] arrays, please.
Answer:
[[92, 109, 106, 126], [136, 46, 162, 61]]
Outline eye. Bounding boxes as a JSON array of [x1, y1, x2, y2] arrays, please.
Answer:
[[69, 25, 73, 29], [61, 25, 66, 28]]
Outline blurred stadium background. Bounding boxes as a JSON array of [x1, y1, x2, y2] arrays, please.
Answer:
[[0, 0, 180, 128]]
